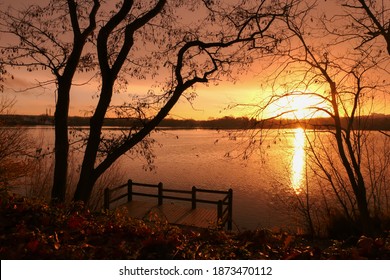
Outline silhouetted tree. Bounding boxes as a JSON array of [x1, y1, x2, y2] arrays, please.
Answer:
[[242, 0, 389, 234], [0, 0, 100, 203], [74, 0, 293, 202], [0, 62, 5, 93], [340, 0, 390, 55], [1, 0, 296, 204], [0, 96, 31, 187]]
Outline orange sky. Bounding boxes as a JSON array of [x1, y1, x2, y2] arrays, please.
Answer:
[[1, 0, 389, 120]]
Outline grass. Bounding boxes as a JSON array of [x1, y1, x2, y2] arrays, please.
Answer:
[[1, 190, 390, 260]]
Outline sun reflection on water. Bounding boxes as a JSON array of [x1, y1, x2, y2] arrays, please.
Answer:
[[291, 128, 306, 194]]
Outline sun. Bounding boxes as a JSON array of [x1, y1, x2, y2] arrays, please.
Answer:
[[268, 91, 331, 120], [288, 95, 318, 119]]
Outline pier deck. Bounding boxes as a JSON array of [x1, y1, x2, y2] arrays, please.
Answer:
[[120, 200, 218, 228], [104, 180, 233, 230]]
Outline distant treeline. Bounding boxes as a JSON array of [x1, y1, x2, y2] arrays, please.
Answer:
[[1, 114, 390, 131]]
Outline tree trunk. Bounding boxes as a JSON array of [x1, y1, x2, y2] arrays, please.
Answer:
[[73, 164, 98, 203], [355, 182, 373, 233], [51, 81, 70, 203], [329, 84, 373, 234], [72, 130, 100, 202], [73, 82, 190, 203], [73, 81, 113, 203]]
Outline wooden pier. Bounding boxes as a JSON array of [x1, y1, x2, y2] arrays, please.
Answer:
[[104, 180, 233, 230]]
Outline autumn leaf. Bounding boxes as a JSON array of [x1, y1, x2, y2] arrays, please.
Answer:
[[67, 215, 86, 230], [26, 239, 39, 252], [283, 235, 294, 249], [54, 242, 61, 250]]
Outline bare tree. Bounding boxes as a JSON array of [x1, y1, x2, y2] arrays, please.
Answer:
[[339, 0, 390, 55], [0, 62, 5, 93], [74, 0, 293, 202], [1, 0, 296, 204], [336, 0, 390, 129], [243, 0, 389, 234], [0, 0, 100, 203], [0, 97, 31, 188]]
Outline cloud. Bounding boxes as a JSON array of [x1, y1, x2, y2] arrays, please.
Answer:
[[4, 75, 35, 90]]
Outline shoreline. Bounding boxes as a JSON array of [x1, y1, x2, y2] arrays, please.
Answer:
[[1, 114, 390, 131]]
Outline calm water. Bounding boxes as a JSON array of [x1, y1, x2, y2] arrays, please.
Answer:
[[23, 127, 389, 231], [118, 129, 299, 230]]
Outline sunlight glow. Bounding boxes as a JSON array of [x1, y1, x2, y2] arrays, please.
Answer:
[[267, 90, 331, 120], [291, 128, 306, 194]]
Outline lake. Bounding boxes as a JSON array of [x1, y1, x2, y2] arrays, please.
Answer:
[[22, 127, 390, 231]]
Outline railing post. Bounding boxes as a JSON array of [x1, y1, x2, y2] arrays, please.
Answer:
[[158, 182, 163, 205], [104, 188, 110, 210], [127, 179, 133, 202], [192, 186, 197, 209], [227, 188, 233, 230], [217, 200, 223, 228]]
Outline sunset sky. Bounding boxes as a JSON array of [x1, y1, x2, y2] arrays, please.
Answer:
[[1, 0, 389, 120]]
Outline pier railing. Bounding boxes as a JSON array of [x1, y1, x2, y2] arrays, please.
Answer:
[[104, 180, 233, 230]]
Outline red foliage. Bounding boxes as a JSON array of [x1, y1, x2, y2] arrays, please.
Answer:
[[26, 239, 39, 252], [1, 192, 390, 259], [67, 214, 86, 230]]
